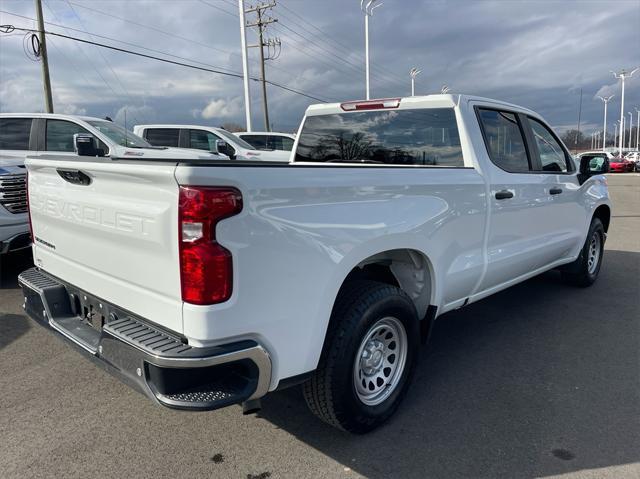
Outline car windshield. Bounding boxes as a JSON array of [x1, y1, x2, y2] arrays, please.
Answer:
[[215, 128, 255, 150], [87, 120, 152, 148]]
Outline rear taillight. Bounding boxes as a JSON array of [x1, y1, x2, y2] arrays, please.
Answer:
[[178, 186, 243, 305]]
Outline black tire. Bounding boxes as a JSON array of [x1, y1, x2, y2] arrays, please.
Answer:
[[303, 280, 419, 434], [561, 218, 605, 287]]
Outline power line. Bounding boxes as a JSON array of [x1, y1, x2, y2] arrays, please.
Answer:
[[2, 24, 332, 103], [40, 1, 141, 123], [278, 0, 407, 86], [0, 9, 239, 76], [62, 0, 145, 122], [67, 1, 237, 59], [1, 10, 338, 102]]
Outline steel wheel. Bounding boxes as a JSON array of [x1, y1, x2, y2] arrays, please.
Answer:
[[587, 231, 601, 275], [353, 316, 408, 406]]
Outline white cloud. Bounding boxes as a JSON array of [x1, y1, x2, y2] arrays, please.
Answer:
[[200, 97, 243, 120]]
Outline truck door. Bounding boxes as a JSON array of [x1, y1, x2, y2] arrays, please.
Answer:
[[520, 115, 585, 264], [474, 107, 554, 292]]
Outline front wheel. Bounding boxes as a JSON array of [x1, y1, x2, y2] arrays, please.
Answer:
[[562, 217, 605, 287], [303, 281, 419, 433]]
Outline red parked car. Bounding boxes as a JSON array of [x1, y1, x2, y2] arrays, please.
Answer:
[[609, 157, 632, 172]]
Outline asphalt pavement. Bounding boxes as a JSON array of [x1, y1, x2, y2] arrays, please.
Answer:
[[0, 174, 638, 479]]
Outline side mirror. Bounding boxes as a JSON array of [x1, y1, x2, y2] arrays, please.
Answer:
[[74, 133, 98, 156], [215, 139, 235, 159], [578, 156, 609, 184], [215, 139, 228, 155], [580, 156, 609, 175]]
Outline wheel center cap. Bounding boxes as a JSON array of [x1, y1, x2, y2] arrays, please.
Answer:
[[362, 340, 385, 374]]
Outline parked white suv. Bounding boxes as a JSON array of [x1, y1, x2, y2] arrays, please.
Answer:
[[133, 124, 291, 162], [0, 113, 224, 163], [19, 95, 611, 433]]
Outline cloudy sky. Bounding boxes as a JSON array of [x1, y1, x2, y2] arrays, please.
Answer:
[[1, 0, 639, 134]]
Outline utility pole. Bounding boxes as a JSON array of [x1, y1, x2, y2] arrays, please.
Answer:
[[34, 0, 53, 112], [612, 68, 639, 155], [238, 0, 252, 132], [597, 95, 613, 151], [245, 2, 280, 132]]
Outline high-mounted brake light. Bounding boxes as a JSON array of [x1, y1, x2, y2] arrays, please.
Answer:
[[178, 186, 243, 305], [340, 98, 401, 111]]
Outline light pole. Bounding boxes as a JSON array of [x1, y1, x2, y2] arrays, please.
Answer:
[[614, 122, 618, 146], [238, 0, 252, 132], [598, 95, 613, 151], [629, 112, 634, 149], [636, 108, 640, 149], [409, 67, 421, 96], [612, 68, 639, 155], [361, 0, 382, 100]]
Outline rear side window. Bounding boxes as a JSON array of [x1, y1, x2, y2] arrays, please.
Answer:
[[240, 135, 268, 150], [46, 120, 91, 152], [477, 109, 530, 173], [295, 108, 464, 166], [528, 118, 569, 172], [0, 118, 32, 150], [145, 128, 179, 147]]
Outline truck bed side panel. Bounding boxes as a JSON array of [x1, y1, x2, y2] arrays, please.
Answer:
[[175, 165, 487, 386]]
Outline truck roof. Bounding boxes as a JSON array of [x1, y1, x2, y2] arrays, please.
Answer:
[[305, 94, 537, 117], [0, 112, 110, 122]]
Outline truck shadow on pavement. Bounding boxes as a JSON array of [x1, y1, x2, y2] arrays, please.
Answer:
[[258, 249, 640, 479], [0, 250, 33, 351]]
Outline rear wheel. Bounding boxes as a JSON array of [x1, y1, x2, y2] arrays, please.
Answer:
[[303, 280, 419, 434], [562, 218, 605, 287]]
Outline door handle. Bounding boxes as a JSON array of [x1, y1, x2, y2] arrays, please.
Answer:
[[495, 190, 514, 200], [549, 187, 563, 195]]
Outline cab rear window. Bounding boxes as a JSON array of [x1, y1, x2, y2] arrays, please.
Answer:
[[294, 108, 463, 166]]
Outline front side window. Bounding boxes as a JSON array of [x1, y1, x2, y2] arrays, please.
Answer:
[[145, 128, 179, 147], [477, 109, 530, 173], [295, 108, 464, 166], [0, 118, 32, 150], [189, 129, 219, 151], [46, 120, 91, 152], [528, 118, 568, 172]]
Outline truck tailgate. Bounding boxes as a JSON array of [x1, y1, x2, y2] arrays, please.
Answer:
[[26, 157, 183, 333]]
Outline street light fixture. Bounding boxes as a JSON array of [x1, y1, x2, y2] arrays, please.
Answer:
[[409, 67, 421, 96], [361, 0, 383, 100], [612, 67, 639, 155], [597, 95, 614, 151], [441, 85, 451, 94]]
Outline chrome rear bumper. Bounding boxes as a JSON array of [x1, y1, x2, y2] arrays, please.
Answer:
[[18, 267, 272, 411]]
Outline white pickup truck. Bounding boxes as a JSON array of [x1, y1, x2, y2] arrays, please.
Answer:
[[19, 95, 611, 433]]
